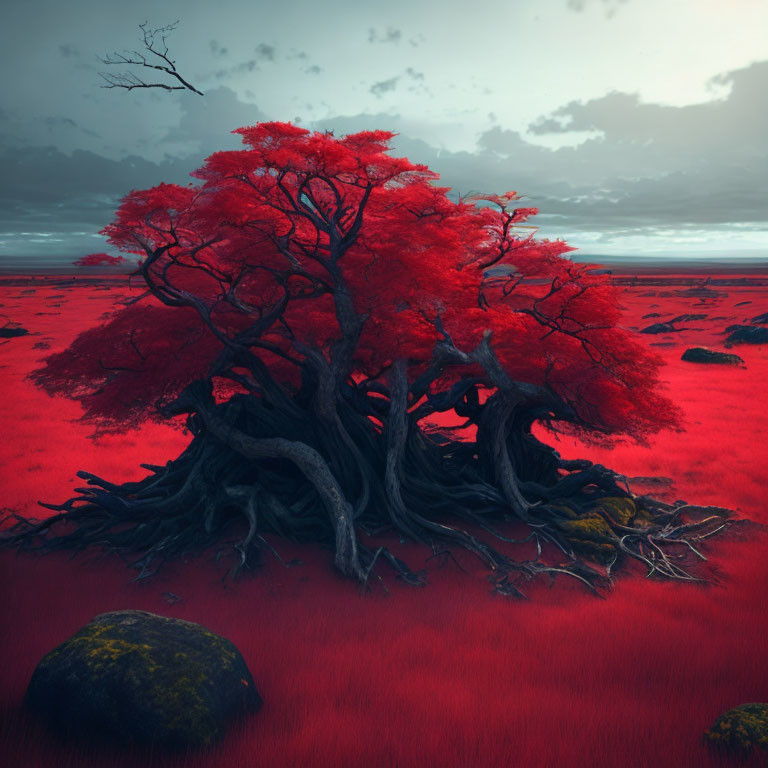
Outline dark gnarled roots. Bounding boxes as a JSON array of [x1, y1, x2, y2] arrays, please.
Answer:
[[0, 435, 737, 596]]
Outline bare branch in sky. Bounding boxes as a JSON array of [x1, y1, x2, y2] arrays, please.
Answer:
[[98, 21, 204, 96]]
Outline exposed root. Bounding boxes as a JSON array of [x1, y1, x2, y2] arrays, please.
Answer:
[[0, 382, 737, 598]]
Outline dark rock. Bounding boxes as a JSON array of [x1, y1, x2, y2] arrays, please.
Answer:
[[669, 313, 707, 323], [724, 325, 768, 347], [705, 703, 768, 754], [676, 286, 724, 298], [681, 347, 744, 365], [751, 311, 768, 325], [627, 476, 674, 486], [0, 327, 28, 338], [640, 322, 677, 334], [735, 300, 752, 307], [641, 313, 662, 319], [26, 610, 261, 750]]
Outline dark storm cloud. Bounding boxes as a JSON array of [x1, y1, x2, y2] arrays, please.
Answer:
[[0, 88, 267, 253], [465, 60, 768, 229], [0, 145, 194, 207], [1, 56, 766, 259], [42, 116, 101, 139], [160, 87, 267, 152], [318, 60, 768, 239]]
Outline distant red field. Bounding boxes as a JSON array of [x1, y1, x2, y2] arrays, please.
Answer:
[[1, 271, 767, 767]]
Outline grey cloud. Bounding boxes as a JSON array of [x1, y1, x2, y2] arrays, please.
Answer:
[[58, 44, 80, 59], [567, 0, 630, 17], [305, 65, 322, 75], [368, 27, 402, 44], [255, 43, 276, 61], [370, 77, 399, 97], [209, 40, 228, 57], [43, 116, 101, 139], [160, 87, 267, 153], [318, 61, 768, 239]]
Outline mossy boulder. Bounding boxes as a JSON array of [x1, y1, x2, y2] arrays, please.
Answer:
[[26, 610, 261, 750], [705, 703, 768, 753]]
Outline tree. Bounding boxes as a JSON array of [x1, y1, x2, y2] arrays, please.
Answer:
[[4, 123, 731, 594]]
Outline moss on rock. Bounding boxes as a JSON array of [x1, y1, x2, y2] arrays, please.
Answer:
[[705, 703, 768, 754], [592, 497, 636, 527], [26, 610, 261, 750], [556, 514, 618, 558]]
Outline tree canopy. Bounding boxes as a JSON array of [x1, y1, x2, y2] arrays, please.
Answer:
[[38, 122, 677, 439]]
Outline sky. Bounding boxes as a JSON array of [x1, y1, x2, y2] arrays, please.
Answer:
[[1, 0, 767, 267]]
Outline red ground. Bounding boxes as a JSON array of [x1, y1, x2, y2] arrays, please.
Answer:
[[1, 272, 767, 767]]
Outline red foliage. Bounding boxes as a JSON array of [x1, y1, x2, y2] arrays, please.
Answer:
[[38, 122, 678, 441], [73, 253, 127, 267]]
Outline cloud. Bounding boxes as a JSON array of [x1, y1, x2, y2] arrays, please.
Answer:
[[3, 61, 766, 261], [370, 77, 400, 98], [160, 87, 267, 153], [205, 43, 285, 80], [567, 0, 630, 17], [209, 40, 228, 58], [368, 27, 402, 44], [369, 68, 428, 98], [58, 44, 80, 59], [317, 60, 768, 243], [305, 65, 322, 75], [254, 43, 276, 61]]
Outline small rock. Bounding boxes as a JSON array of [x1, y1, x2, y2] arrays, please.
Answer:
[[669, 313, 707, 323], [640, 322, 677, 335], [724, 325, 768, 347], [0, 327, 28, 338], [751, 311, 768, 325], [681, 347, 745, 365], [641, 313, 662, 319], [627, 476, 674, 486], [26, 610, 261, 750], [705, 703, 768, 754]]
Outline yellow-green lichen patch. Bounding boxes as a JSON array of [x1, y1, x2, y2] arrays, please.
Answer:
[[556, 514, 618, 558], [592, 497, 636, 526], [705, 703, 768, 753]]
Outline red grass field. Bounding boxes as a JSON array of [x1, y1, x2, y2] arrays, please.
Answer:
[[1, 271, 767, 767]]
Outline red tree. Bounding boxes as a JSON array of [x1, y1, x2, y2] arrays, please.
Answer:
[[8, 122, 729, 592], [73, 253, 127, 267]]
